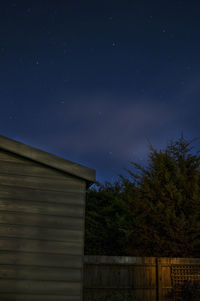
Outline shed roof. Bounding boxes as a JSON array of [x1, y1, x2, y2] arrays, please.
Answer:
[[0, 135, 96, 183]]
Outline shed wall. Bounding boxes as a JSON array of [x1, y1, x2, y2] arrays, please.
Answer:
[[0, 149, 86, 300]]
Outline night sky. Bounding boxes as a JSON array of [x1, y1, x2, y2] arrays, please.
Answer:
[[1, 0, 200, 183]]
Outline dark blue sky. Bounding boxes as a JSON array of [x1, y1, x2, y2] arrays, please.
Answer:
[[1, 0, 200, 183]]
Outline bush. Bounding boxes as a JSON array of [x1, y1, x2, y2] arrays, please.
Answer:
[[181, 280, 199, 301], [169, 280, 200, 301]]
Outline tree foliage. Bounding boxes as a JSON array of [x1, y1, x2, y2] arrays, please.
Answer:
[[85, 181, 133, 255], [85, 136, 200, 257]]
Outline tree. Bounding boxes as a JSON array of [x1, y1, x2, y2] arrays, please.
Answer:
[[84, 181, 134, 255], [85, 136, 200, 257]]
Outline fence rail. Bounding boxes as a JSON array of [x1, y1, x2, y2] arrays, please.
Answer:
[[83, 256, 200, 301]]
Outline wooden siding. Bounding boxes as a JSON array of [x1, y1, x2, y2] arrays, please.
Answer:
[[0, 149, 86, 301], [0, 252, 82, 268], [0, 211, 83, 230], [0, 295, 81, 301]]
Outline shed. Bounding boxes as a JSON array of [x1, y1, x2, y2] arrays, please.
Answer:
[[0, 134, 96, 301]]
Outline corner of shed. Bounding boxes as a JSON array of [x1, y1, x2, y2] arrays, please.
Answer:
[[0, 134, 96, 184]]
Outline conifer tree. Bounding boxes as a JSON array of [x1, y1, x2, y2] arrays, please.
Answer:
[[125, 136, 200, 257], [85, 136, 200, 257]]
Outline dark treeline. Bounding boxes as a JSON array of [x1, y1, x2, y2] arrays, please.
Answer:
[[84, 136, 200, 257]]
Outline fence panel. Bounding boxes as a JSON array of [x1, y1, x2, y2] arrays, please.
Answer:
[[158, 258, 200, 301], [83, 256, 157, 301]]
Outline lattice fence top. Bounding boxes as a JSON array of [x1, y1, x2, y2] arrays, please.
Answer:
[[171, 264, 200, 301], [171, 264, 200, 287]]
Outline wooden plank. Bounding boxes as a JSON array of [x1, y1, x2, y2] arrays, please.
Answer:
[[84, 256, 157, 265], [130, 265, 156, 288], [0, 280, 81, 294], [0, 150, 30, 164], [0, 211, 83, 230], [0, 224, 83, 242], [0, 199, 84, 217], [156, 258, 161, 301], [0, 265, 82, 281], [0, 173, 84, 193], [0, 294, 81, 301], [0, 252, 82, 268], [0, 238, 83, 255], [0, 160, 80, 179], [0, 160, 72, 178], [0, 184, 85, 205], [0, 135, 96, 182]]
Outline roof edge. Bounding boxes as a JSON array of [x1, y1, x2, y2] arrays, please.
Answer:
[[0, 135, 96, 182]]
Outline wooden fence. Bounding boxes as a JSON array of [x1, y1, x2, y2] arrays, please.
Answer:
[[83, 256, 200, 301]]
